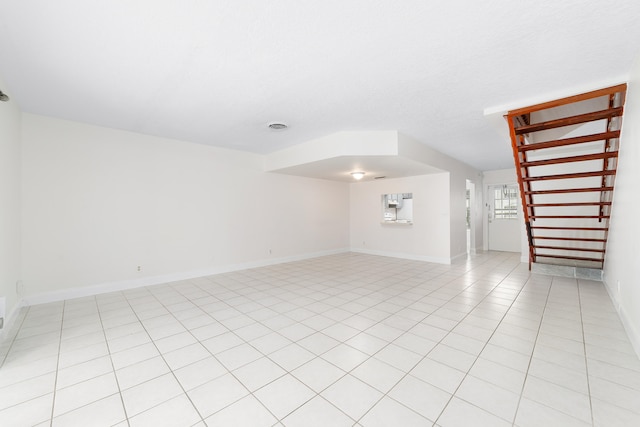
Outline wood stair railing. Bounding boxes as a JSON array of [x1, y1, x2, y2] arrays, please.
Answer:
[[506, 84, 627, 270]]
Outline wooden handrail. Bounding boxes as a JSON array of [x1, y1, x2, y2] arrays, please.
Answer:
[[507, 84, 627, 116]]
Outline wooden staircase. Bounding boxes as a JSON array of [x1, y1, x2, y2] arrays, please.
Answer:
[[506, 84, 627, 270]]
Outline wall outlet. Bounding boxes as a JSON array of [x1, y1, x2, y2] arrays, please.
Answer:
[[268, 249, 272, 255], [137, 265, 142, 272]]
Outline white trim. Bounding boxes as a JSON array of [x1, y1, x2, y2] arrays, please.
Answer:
[[350, 248, 452, 264], [450, 252, 468, 264], [20, 248, 350, 307], [603, 279, 640, 359], [0, 299, 25, 342]]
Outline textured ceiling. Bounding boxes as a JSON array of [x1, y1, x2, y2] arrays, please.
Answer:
[[1, 0, 639, 171]]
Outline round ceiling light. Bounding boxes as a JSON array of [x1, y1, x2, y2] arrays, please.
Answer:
[[351, 172, 365, 180], [268, 122, 288, 130]]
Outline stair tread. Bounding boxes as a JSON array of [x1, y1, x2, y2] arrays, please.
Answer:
[[518, 131, 621, 152], [515, 107, 623, 134], [523, 170, 616, 181], [533, 245, 605, 253], [525, 187, 614, 195], [535, 253, 604, 262]]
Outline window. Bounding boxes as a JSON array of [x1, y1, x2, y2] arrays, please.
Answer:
[[493, 185, 518, 219], [381, 193, 413, 224]]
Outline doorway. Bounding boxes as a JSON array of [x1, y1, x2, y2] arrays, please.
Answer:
[[466, 180, 475, 254]]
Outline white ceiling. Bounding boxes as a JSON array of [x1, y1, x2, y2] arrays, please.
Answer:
[[1, 0, 639, 172]]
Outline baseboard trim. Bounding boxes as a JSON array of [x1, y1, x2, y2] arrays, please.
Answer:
[[450, 252, 468, 264], [603, 278, 640, 359], [350, 248, 451, 264], [20, 248, 350, 307], [0, 299, 25, 343]]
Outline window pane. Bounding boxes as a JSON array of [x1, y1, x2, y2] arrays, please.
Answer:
[[492, 185, 518, 220]]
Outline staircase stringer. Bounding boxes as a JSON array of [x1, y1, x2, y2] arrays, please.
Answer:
[[507, 115, 535, 268], [505, 84, 627, 271]]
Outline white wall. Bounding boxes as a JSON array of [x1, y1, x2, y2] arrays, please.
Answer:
[[20, 114, 350, 302], [449, 172, 472, 260], [0, 77, 22, 336], [349, 173, 451, 263], [603, 56, 640, 356], [397, 133, 483, 260], [13, 114, 484, 309]]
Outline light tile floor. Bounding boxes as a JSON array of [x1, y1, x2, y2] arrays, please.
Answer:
[[1, 251, 640, 426]]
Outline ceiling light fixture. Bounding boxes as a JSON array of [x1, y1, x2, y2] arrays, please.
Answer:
[[0, 90, 9, 102], [268, 122, 288, 130], [351, 172, 365, 180]]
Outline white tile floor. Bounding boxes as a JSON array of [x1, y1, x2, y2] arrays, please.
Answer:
[[1, 251, 640, 426]]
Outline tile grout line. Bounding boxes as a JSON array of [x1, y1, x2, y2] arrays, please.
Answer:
[[190, 266, 376, 422], [118, 290, 211, 426], [427, 258, 534, 426], [315, 253, 515, 423], [48, 300, 66, 427], [353, 254, 528, 425], [95, 293, 132, 427], [190, 271, 387, 423], [5, 252, 632, 426], [182, 278, 313, 423], [134, 272, 338, 423], [1, 252, 510, 422], [511, 277, 600, 425], [576, 279, 596, 426], [509, 275, 554, 426], [174, 256, 458, 424]]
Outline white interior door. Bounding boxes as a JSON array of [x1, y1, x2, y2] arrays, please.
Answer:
[[488, 184, 521, 252]]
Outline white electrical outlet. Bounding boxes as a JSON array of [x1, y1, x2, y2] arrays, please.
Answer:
[[137, 266, 142, 272]]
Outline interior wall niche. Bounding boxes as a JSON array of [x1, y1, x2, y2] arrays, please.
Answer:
[[382, 193, 413, 224]]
